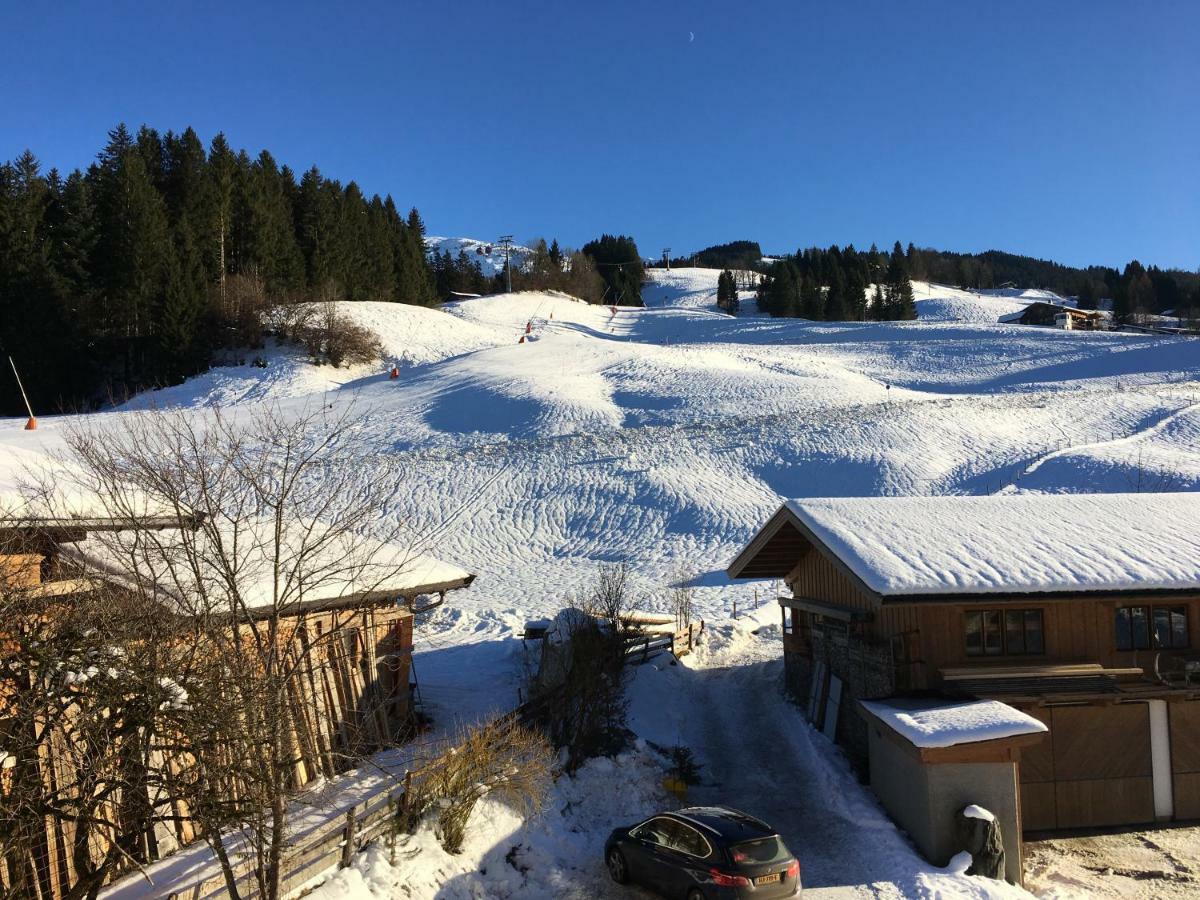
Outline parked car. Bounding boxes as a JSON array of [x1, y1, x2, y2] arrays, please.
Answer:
[[605, 806, 801, 899]]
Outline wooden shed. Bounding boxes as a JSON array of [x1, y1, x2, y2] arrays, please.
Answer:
[[0, 504, 474, 900]]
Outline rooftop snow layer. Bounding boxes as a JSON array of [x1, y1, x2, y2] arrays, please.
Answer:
[[785, 493, 1200, 596], [860, 698, 1047, 748], [69, 517, 472, 613]]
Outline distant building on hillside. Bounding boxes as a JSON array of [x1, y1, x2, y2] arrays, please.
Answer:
[[1000, 301, 1106, 330], [729, 493, 1200, 882]]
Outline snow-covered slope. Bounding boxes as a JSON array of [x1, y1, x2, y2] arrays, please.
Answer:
[[425, 235, 533, 278], [9, 289, 1200, 900], [913, 281, 1031, 323], [642, 266, 760, 311]]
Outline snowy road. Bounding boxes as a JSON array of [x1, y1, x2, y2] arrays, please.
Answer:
[[627, 612, 1025, 899]]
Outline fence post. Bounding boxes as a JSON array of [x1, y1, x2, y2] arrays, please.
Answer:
[[387, 797, 397, 864], [733, 599, 737, 619], [341, 805, 357, 869]]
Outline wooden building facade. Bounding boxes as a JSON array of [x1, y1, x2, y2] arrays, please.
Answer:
[[728, 495, 1200, 834], [0, 513, 474, 900], [1001, 302, 1106, 330]]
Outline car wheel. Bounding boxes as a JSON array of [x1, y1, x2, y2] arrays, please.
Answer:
[[687, 890, 706, 900], [606, 848, 629, 884]]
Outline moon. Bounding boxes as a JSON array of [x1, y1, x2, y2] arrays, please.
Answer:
[[688, 31, 695, 42]]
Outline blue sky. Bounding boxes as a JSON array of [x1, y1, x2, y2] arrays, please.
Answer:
[[2, 0, 1197, 269]]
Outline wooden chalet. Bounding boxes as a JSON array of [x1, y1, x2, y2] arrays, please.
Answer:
[[1000, 302, 1106, 330], [728, 493, 1200, 837], [0, 500, 473, 900]]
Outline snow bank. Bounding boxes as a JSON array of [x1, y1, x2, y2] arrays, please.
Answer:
[[305, 748, 669, 900], [785, 493, 1200, 596], [860, 699, 1047, 749]]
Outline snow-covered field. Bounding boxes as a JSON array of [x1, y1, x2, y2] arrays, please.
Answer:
[[8, 282, 1200, 899]]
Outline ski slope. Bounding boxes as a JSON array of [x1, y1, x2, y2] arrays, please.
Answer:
[[642, 266, 760, 311], [7, 289, 1200, 899], [644, 267, 1063, 325]]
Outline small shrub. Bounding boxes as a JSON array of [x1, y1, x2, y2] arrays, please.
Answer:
[[400, 718, 553, 853]]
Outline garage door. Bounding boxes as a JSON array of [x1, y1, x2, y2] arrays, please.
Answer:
[[1171, 701, 1200, 820], [1020, 703, 1155, 830]]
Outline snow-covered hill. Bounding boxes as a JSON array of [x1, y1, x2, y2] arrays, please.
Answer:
[[425, 235, 534, 277], [642, 266, 760, 311], [8, 290, 1200, 900], [645, 268, 1067, 325]]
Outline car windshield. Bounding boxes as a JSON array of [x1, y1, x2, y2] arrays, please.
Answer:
[[730, 836, 791, 865]]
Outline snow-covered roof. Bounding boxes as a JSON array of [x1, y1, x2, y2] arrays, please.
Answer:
[[860, 698, 1047, 749], [0, 446, 188, 530], [67, 517, 473, 616], [733, 493, 1200, 598]]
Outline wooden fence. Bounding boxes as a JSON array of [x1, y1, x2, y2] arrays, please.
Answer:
[[622, 621, 704, 665], [158, 771, 415, 900], [111, 702, 545, 900], [110, 624, 705, 900]]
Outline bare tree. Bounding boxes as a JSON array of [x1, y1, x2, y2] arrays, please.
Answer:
[[55, 402, 422, 900], [669, 568, 695, 631], [528, 565, 632, 771], [0, 546, 189, 900]]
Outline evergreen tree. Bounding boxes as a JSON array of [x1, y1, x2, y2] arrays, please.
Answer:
[[0, 123, 445, 411], [159, 227, 209, 379], [582, 234, 644, 306], [716, 269, 739, 314], [95, 142, 170, 358], [799, 273, 823, 320], [824, 267, 848, 321], [869, 284, 886, 321], [208, 133, 237, 305], [1076, 279, 1097, 311]]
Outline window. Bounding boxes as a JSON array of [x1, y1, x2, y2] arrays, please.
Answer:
[[632, 817, 675, 847], [1116, 606, 1188, 651], [965, 609, 1044, 657], [669, 822, 713, 859]]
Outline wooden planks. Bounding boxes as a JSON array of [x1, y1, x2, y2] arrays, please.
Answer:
[[1020, 782, 1057, 832], [1055, 777, 1155, 828], [1173, 772, 1200, 820], [1170, 701, 1200, 774], [2, 602, 420, 900], [1170, 701, 1200, 820], [1052, 704, 1151, 781], [1018, 703, 1156, 831], [0, 553, 43, 587]]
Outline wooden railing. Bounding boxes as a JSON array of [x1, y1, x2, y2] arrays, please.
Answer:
[[622, 621, 704, 665], [115, 703, 546, 900]]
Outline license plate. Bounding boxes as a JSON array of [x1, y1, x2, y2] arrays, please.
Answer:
[[755, 873, 781, 885]]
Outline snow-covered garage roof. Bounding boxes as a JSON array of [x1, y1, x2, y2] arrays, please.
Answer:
[[860, 698, 1047, 749], [729, 493, 1200, 599]]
